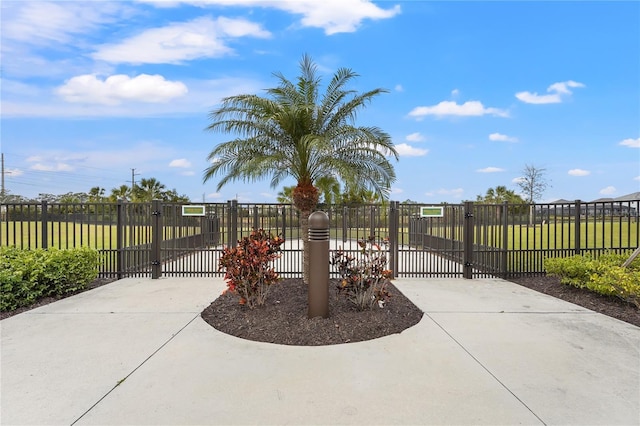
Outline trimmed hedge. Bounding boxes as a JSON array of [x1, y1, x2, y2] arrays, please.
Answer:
[[0, 247, 100, 311], [545, 252, 640, 308]]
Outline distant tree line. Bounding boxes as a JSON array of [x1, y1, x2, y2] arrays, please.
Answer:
[[0, 177, 190, 204]]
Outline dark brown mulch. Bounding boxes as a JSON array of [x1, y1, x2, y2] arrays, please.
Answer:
[[0, 278, 117, 321], [510, 275, 640, 328], [201, 279, 424, 346], [202, 275, 640, 346]]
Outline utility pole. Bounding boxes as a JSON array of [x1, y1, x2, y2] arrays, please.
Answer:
[[1, 153, 5, 197], [131, 168, 140, 192]]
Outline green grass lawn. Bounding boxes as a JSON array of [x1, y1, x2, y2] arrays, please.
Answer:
[[3, 219, 637, 252]]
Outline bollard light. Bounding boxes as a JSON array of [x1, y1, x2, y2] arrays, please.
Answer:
[[308, 211, 330, 318]]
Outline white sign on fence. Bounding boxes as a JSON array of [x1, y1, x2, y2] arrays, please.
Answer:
[[420, 206, 444, 217], [182, 205, 206, 216]]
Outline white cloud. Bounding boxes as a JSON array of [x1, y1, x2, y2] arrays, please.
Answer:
[[599, 186, 616, 195], [5, 168, 25, 177], [635, 176, 640, 181], [405, 132, 425, 142], [477, 167, 504, 173], [2, 1, 127, 46], [394, 84, 404, 92], [515, 92, 562, 104], [619, 138, 640, 148], [30, 163, 74, 172], [408, 101, 508, 119], [451, 89, 459, 97], [390, 187, 404, 195], [489, 132, 518, 142], [568, 169, 590, 176], [140, 0, 401, 35], [169, 158, 192, 168], [92, 16, 271, 64], [512, 177, 525, 184], [395, 143, 428, 157], [548, 80, 585, 94], [207, 192, 223, 200], [425, 188, 464, 198], [56, 74, 188, 105], [5, 77, 263, 118], [181, 171, 196, 176], [516, 80, 585, 104]]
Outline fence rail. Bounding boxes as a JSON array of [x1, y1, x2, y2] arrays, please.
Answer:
[[1, 199, 638, 279]]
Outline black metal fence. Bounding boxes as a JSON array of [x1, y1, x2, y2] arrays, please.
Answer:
[[1, 198, 638, 279]]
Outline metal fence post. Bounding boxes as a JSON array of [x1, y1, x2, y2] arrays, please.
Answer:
[[116, 200, 124, 279], [231, 199, 238, 247], [574, 199, 582, 255], [151, 199, 162, 279], [308, 211, 329, 319], [388, 201, 399, 278], [369, 205, 376, 239], [501, 201, 509, 278], [281, 206, 286, 239], [342, 206, 348, 243], [253, 206, 259, 230], [463, 201, 474, 279], [41, 200, 48, 249]]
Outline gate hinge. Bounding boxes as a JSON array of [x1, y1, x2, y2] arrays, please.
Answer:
[[151, 211, 161, 216], [151, 260, 161, 266], [464, 212, 474, 218], [464, 262, 473, 267]]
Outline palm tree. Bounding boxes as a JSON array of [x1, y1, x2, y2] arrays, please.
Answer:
[[316, 176, 341, 206], [135, 178, 166, 202], [88, 186, 105, 202], [204, 54, 397, 283], [277, 186, 294, 204], [476, 185, 526, 221], [109, 185, 131, 202]]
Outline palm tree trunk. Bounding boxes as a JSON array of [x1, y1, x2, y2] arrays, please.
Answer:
[[300, 209, 310, 285]]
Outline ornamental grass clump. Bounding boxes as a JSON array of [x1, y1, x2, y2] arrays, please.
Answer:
[[219, 229, 284, 309], [331, 236, 392, 311]]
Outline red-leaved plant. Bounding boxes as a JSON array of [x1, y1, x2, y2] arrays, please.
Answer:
[[219, 229, 284, 308], [330, 236, 392, 310]]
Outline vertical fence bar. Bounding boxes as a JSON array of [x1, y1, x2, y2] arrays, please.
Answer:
[[230, 199, 238, 248], [151, 200, 162, 279], [463, 201, 474, 279], [253, 206, 259, 230], [501, 202, 509, 277], [40, 201, 48, 249], [574, 200, 582, 255], [116, 200, 124, 279], [388, 201, 399, 277]]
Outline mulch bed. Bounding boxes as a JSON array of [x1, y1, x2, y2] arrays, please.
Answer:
[[201, 279, 424, 346], [201, 275, 640, 346], [509, 275, 640, 328]]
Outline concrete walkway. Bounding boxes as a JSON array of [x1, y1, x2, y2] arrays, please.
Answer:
[[1, 277, 639, 425]]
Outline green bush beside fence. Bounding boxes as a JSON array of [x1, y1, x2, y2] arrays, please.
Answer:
[[0, 247, 100, 311], [545, 252, 640, 307]]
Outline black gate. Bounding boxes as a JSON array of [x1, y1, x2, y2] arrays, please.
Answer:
[[3, 199, 636, 279]]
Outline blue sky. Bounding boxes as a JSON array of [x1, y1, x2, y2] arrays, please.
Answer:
[[1, 0, 639, 203]]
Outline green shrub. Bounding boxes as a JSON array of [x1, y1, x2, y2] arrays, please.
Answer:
[[544, 251, 640, 308], [588, 267, 640, 308], [0, 247, 100, 312], [544, 255, 595, 288]]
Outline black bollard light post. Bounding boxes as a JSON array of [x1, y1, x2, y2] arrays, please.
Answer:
[[308, 211, 330, 319]]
